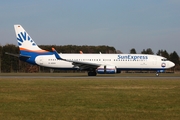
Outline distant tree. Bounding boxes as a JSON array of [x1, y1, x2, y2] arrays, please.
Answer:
[[156, 50, 169, 59], [141, 48, 154, 54], [169, 51, 179, 66], [156, 50, 161, 56], [0, 45, 2, 73], [146, 48, 154, 54], [130, 48, 136, 54], [2, 44, 19, 72], [116, 50, 122, 54], [0, 45, 2, 54], [141, 49, 146, 54]]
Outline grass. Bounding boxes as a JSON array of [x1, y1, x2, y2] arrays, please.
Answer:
[[0, 77, 180, 120]]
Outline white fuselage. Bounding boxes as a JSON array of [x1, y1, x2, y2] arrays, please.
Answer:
[[34, 54, 174, 70], [13, 24, 175, 76]]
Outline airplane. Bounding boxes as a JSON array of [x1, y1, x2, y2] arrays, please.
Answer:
[[6, 24, 175, 76]]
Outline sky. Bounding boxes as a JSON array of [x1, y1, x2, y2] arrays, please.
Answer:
[[0, 0, 180, 54]]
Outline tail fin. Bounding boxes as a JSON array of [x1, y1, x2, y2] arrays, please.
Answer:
[[14, 25, 45, 53]]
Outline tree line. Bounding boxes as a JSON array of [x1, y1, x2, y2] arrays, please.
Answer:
[[0, 44, 116, 73], [0, 44, 179, 73]]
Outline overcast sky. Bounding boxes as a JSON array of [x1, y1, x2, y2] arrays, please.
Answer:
[[1, 0, 180, 54]]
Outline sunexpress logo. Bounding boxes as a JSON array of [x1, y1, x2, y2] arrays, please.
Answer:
[[17, 32, 36, 46], [117, 55, 148, 60]]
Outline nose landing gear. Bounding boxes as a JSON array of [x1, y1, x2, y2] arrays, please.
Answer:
[[156, 72, 159, 77]]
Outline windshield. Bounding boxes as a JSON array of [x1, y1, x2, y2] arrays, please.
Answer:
[[161, 58, 167, 61]]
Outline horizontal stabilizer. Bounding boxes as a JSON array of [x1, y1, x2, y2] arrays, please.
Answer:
[[5, 52, 19, 57], [5, 52, 30, 59]]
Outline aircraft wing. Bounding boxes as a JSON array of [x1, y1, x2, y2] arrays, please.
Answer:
[[67, 60, 100, 70], [52, 48, 101, 70]]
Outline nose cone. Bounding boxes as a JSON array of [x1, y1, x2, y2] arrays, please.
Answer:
[[169, 61, 175, 68]]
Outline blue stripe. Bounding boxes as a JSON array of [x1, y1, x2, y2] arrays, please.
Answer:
[[17, 34, 23, 42], [21, 32, 26, 41]]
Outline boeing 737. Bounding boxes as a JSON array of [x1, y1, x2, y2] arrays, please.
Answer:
[[6, 25, 175, 76]]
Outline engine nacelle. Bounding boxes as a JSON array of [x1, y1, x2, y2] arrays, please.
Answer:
[[157, 69, 165, 73], [97, 65, 117, 74]]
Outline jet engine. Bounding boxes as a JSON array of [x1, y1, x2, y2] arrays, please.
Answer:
[[96, 65, 117, 74], [157, 69, 165, 73]]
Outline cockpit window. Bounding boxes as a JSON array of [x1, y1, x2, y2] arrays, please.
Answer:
[[161, 58, 167, 61]]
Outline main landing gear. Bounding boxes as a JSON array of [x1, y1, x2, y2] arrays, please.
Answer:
[[88, 71, 97, 76]]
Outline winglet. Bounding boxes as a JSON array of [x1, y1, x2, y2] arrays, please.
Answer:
[[52, 48, 61, 60], [80, 51, 83, 54]]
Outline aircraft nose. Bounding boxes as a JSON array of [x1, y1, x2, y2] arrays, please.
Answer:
[[169, 61, 175, 68]]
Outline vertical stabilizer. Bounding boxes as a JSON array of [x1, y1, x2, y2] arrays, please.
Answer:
[[14, 25, 44, 52]]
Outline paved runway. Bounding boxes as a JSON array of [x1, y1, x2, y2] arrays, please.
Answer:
[[0, 76, 180, 79]]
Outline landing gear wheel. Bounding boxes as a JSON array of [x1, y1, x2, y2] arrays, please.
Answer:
[[156, 73, 159, 77], [88, 71, 97, 76]]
